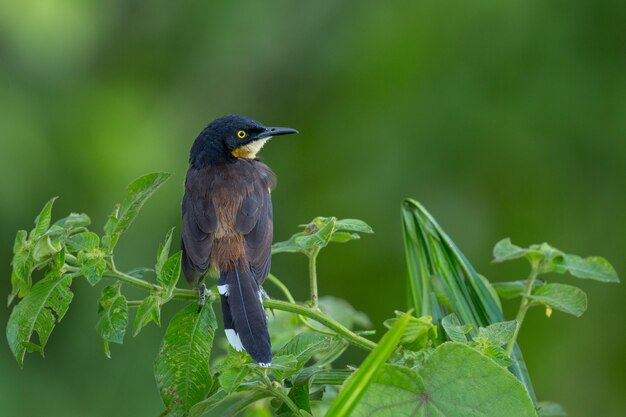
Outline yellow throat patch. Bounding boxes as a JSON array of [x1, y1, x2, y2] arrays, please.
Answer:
[[231, 138, 270, 159]]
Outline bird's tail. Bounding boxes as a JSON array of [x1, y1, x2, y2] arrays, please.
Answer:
[[218, 266, 271, 366]]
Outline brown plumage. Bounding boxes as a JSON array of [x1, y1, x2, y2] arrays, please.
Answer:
[[181, 115, 297, 365]]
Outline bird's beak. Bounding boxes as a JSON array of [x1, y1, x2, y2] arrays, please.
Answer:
[[255, 126, 299, 140]]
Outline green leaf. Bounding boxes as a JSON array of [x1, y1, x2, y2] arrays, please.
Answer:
[[326, 311, 412, 417], [156, 228, 175, 276], [78, 250, 107, 286], [188, 390, 229, 417], [493, 238, 532, 262], [384, 312, 437, 351], [218, 366, 249, 393], [352, 343, 537, 417], [30, 197, 58, 240], [401, 199, 537, 401], [67, 232, 100, 252], [103, 172, 171, 251], [157, 252, 182, 297], [560, 254, 619, 283], [6, 272, 74, 367], [334, 218, 374, 234], [529, 283, 587, 317], [329, 232, 360, 243], [538, 401, 568, 416], [478, 320, 517, 346], [276, 332, 332, 369], [133, 294, 161, 336], [154, 303, 217, 417], [270, 354, 298, 374], [10, 230, 33, 300], [441, 313, 471, 344], [31, 234, 64, 262], [54, 212, 91, 228], [96, 284, 128, 358]]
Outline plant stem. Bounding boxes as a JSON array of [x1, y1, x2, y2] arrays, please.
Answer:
[[104, 269, 157, 292], [267, 274, 335, 336], [309, 247, 320, 308], [506, 263, 540, 355], [102, 267, 374, 350], [262, 386, 303, 416], [264, 299, 377, 351]]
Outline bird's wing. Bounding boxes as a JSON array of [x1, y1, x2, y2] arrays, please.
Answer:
[[181, 189, 216, 283], [235, 181, 273, 285]]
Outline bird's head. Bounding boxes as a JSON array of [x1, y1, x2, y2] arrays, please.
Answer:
[[190, 115, 298, 167]]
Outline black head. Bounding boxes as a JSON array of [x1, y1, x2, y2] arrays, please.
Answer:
[[190, 115, 298, 167]]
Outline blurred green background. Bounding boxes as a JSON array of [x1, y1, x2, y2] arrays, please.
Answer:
[[1, 1, 624, 416]]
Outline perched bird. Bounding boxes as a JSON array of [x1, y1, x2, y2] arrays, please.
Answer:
[[181, 115, 298, 366]]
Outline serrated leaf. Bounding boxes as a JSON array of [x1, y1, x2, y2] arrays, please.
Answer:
[[78, 250, 107, 286], [478, 320, 517, 346], [6, 272, 74, 367], [158, 252, 182, 296], [103, 173, 170, 251], [273, 333, 331, 380], [156, 228, 175, 277], [529, 283, 587, 317], [270, 354, 298, 374], [155, 303, 217, 417], [352, 343, 537, 417], [97, 284, 128, 358], [538, 401, 568, 416], [560, 254, 619, 283], [334, 218, 374, 234], [30, 197, 57, 240], [476, 343, 515, 367], [32, 234, 64, 262], [10, 230, 33, 300], [114, 172, 171, 235], [218, 366, 249, 393], [133, 294, 161, 336], [326, 311, 412, 417], [441, 313, 472, 344], [54, 212, 91, 228], [67, 232, 100, 252]]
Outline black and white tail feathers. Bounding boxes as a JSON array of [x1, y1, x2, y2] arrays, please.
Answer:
[[218, 267, 271, 366]]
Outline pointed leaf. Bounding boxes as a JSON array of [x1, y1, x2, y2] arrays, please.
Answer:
[[96, 284, 128, 358], [154, 303, 217, 416], [10, 230, 33, 300], [218, 366, 249, 393], [156, 228, 175, 277], [493, 238, 530, 262], [133, 294, 161, 336], [352, 343, 537, 417], [30, 197, 57, 240], [560, 254, 619, 283], [529, 283, 587, 317], [188, 390, 229, 417], [326, 311, 412, 417], [157, 252, 182, 296], [6, 272, 73, 367], [329, 232, 360, 243]]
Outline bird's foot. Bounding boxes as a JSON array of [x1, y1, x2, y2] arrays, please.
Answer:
[[197, 283, 207, 313]]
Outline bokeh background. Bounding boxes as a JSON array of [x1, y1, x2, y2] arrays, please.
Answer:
[[1, 1, 624, 416]]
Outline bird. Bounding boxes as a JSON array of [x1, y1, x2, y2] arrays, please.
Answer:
[[181, 115, 298, 366]]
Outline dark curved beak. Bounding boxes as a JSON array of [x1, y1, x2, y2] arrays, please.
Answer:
[[255, 126, 299, 140]]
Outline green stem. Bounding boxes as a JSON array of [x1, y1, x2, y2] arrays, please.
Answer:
[[262, 386, 303, 416], [264, 299, 376, 351], [309, 247, 320, 308], [267, 274, 335, 336], [506, 263, 540, 355], [104, 269, 156, 292], [102, 267, 373, 350]]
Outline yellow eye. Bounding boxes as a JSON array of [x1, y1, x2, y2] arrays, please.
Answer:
[[237, 130, 247, 139]]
